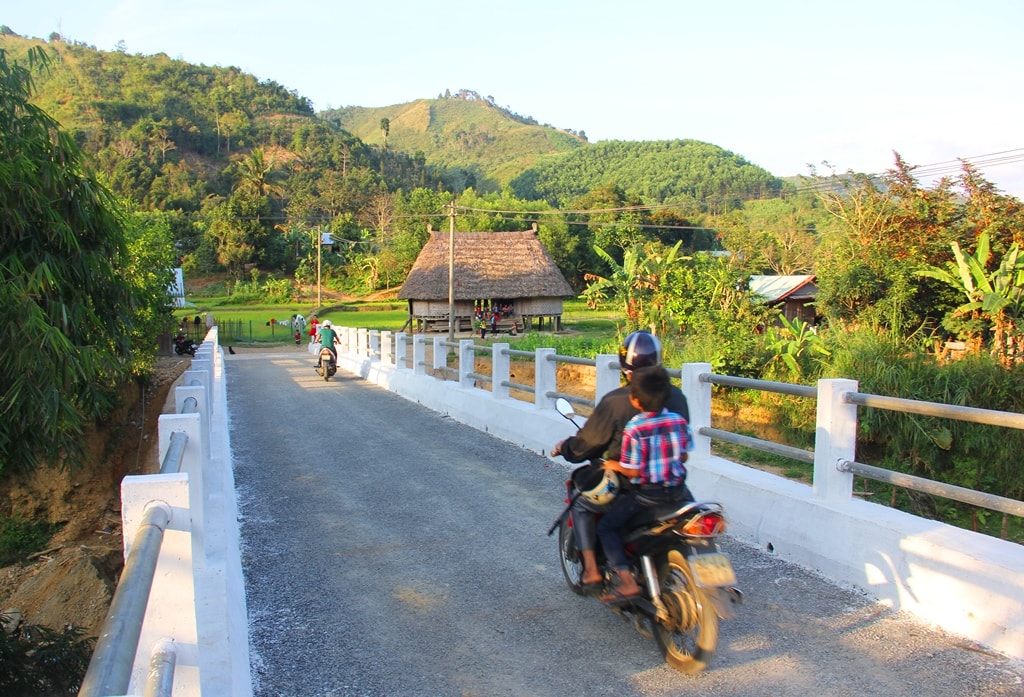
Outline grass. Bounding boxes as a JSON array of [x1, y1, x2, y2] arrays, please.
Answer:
[[0, 517, 61, 566], [178, 302, 410, 345]]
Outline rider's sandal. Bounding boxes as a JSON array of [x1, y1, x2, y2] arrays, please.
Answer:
[[599, 587, 642, 605]]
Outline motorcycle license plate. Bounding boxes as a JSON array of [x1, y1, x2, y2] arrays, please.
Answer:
[[690, 553, 736, 587]]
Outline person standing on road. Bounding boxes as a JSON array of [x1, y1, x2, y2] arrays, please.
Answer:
[[552, 330, 690, 589]]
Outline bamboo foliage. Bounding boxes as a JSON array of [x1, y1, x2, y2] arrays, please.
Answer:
[[0, 47, 140, 473]]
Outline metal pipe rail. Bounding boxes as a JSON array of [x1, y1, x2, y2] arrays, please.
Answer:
[[159, 431, 189, 475], [78, 502, 173, 697], [545, 353, 597, 367], [846, 391, 1024, 429], [701, 426, 815, 464], [697, 370, 1023, 519], [700, 372, 819, 398], [157, 397, 198, 475], [838, 459, 1024, 517], [145, 638, 177, 697]]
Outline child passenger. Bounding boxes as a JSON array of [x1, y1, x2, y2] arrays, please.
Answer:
[[597, 365, 692, 603]]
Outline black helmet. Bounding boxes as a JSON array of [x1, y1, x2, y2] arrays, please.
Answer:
[[618, 330, 662, 373]]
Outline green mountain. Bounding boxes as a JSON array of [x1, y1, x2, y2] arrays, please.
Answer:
[[324, 90, 783, 206], [3, 31, 783, 213], [322, 90, 587, 192]]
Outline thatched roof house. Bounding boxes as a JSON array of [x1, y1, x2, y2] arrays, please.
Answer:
[[398, 226, 575, 332]]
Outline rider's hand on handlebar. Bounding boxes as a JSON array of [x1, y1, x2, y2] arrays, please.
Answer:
[[551, 439, 565, 457]]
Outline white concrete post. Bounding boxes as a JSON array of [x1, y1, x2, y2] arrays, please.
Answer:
[[594, 354, 621, 404], [369, 330, 380, 360], [189, 359, 212, 398], [344, 326, 356, 355], [396, 332, 409, 370], [459, 339, 476, 389], [433, 336, 447, 371], [181, 369, 211, 417], [683, 362, 714, 462], [813, 378, 858, 501], [175, 385, 210, 462], [413, 334, 427, 375], [492, 343, 511, 399], [357, 328, 369, 358], [534, 348, 557, 410], [158, 412, 205, 568], [380, 331, 393, 365], [120, 474, 199, 695]]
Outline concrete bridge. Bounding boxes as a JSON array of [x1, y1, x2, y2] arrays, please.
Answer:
[[90, 327, 1024, 695]]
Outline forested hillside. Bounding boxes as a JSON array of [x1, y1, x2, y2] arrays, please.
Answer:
[[0, 32, 798, 291], [510, 139, 784, 209], [323, 89, 587, 191]]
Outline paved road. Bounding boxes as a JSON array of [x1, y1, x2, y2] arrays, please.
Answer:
[[227, 351, 1023, 697]]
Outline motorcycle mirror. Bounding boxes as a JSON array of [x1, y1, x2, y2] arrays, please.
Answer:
[[555, 398, 576, 420]]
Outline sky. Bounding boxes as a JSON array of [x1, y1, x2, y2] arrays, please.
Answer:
[[5, 0, 1024, 198]]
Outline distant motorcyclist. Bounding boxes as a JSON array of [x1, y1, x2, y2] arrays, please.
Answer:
[[552, 330, 690, 588], [316, 319, 339, 367]]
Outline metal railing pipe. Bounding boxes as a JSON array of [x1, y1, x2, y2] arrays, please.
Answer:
[[700, 426, 816, 464], [159, 431, 189, 475], [845, 392, 1024, 430], [702, 372, 818, 398], [837, 459, 1024, 517], [79, 501, 173, 697], [144, 638, 177, 697]]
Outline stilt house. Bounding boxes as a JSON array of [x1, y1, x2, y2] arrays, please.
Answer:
[[397, 225, 575, 333]]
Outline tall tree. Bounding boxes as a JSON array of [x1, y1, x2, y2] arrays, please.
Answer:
[[0, 47, 145, 472]]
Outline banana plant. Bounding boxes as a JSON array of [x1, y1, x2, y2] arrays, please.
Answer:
[[763, 314, 830, 381], [917, 232, 1024, 365]]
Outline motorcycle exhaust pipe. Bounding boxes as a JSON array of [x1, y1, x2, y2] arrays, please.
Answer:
[[640, 555, 670, 622]]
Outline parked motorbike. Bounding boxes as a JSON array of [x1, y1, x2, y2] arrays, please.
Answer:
[[174, 335, 197, 356], [549, 398, 742, 674], [316, 346, 337, 382]]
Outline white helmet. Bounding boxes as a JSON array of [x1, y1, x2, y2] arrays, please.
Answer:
[[571, 465, 621, 511], [322, 320, 332, 327]]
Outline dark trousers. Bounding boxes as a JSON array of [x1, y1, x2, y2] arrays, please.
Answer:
[[597, 485, 689, 570]]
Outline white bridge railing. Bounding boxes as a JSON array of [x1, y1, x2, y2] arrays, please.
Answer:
[[80, 327, 250, 697], [323, 327, 1024, 662]]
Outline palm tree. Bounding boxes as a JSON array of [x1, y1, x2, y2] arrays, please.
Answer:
[[234, 148, 284, 200]]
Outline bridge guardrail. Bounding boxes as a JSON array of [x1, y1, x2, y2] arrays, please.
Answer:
[[79, 327, 249, 697], [326, 326, 1024, 662]]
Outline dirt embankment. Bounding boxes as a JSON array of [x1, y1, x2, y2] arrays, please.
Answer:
[[0, 356, 191, 637]]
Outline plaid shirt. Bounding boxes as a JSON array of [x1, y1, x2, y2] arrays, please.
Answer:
[[619, 409, 691, 485]]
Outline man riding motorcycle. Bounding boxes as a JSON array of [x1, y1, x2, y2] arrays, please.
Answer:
[[316, 319, 339, 368], [552, 330, 691, 589]]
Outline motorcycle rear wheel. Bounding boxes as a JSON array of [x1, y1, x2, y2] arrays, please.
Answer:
[[557, 517, 585, 595], [653, 549, 718, 674]]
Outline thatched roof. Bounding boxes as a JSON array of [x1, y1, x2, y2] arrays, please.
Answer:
[[398, 228, 575, 300]]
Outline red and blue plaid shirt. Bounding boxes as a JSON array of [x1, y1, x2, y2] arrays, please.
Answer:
[[619, 409, 691, 485]]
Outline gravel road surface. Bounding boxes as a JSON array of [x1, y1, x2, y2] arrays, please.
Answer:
[[227, 350, 1023, 697]]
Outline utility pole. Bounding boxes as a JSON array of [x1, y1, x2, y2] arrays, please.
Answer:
[[447, 201, 456, 342], [316, 227, 323, 309]]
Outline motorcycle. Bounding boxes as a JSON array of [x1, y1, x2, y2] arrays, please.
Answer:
[[174, 335, 197, 356], [549, 398, 742, 674], [316, 346, 337, 382]]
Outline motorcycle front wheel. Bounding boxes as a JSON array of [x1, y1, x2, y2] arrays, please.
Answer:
[[557, 517, 585, 595], [653, 549, 718, 674]]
